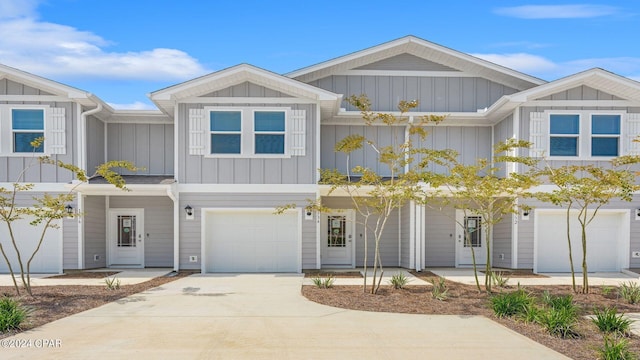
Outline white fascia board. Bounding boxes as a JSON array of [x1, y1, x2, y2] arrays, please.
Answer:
[[69, 183, 172, 196], [178, 184, 319, 193], [328, 110, 496, 126]]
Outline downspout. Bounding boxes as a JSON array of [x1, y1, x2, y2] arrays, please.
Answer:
[[167, 183, 180, 272], [77, 102, 102, 270]]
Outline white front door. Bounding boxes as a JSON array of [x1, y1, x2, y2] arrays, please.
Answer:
[[321, 210, 354, 267], [109, 209, 144, 267], [455, 210, 486, 266]]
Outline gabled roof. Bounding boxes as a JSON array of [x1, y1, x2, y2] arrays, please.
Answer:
[[286, 35, 546, 91], [508, 68, 640, 102], [149, 64, 342, 116], [0, 63, 98, 106]]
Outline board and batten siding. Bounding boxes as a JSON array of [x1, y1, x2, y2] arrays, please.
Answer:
[[179, 193, 317, 270], [107, 123, 174, 175], [62, 217, 78, 269], [492, 216, 512, 268], [400, 202, 412, 268], [518, 197, 640, 269], [322, 197, 400, 267], [412, 126, 492, 175], [0, 78, 78, 183], [424, 205, 456, 267], [204, 82, 292, 98], [84, 196, 106, 269], [178, 103, 317, 184], [86, 115, 105, 174], [321, 125, 402, 177], [109, 196, 173, 267], [309, 75, 518, 112]]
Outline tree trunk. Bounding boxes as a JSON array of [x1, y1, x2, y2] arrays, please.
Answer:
[[565, 206, 576, 293], [0, 240, 20, 295]]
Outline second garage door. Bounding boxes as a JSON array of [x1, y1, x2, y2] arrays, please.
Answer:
[[0, 216, 62, 274], [204, 210, 299, 273], [536, 211, 628, 273]]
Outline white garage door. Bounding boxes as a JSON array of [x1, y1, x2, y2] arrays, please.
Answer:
[[536, 211, 627, 272], [205, 210, 299, 272], [0, 217, 62, 274]]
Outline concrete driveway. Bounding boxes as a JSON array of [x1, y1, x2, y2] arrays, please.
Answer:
[[2, 274, 568, 360]]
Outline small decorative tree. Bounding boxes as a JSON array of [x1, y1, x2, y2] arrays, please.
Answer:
[[533, 157, 639, 294], [0, 138, 138, 296], [426, 139, 539, 292]]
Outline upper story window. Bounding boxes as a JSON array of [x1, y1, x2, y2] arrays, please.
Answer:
[[210, 111, 242, 154], [530, 111, 626, 159], [12, 109, 45, 153], [188, 107, 306, 158]]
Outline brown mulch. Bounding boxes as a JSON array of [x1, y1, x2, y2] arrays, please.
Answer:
[[0, 271, 195, 339], [482, 269, 549, 278], [47, 271, 120, 279], [303, 272, 640, 360], [303, 270, 363, 278]]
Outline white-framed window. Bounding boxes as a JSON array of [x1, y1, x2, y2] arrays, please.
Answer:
[[0, 105, 66, 156], [253, 110, 286, 155], [209, 110, 242, 154], [12, 108, 45, 153], [530, 110, 628, 159]]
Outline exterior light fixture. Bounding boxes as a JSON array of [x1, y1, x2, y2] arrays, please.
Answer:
[[65, 204, 74, 215], [185, 205, 193, 216]]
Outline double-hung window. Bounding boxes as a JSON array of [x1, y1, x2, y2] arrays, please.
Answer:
[[254, 111, 285, 154], [12, 109, 44, 153], [591, 114, 620, 157], [549, 114, 579, 156], [210, 111, 242, 154]]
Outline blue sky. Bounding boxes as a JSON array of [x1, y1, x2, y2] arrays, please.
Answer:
[[1, 0, 638, 109]]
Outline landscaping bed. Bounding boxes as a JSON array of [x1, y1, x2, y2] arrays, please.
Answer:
[[303, 272, 640, 360]]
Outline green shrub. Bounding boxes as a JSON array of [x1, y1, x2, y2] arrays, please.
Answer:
[[619, 282, 640, 304], [0, 297, 29, 332], [311, 276, 335, 289], [490, 288, 535, 318], [542, 291, 577, 312], [105, 276, 121, 290], [592, 307, 633, 335], [601, 285, 615, 297], [520, 302, 542, 323], [428, 276, 448, 301], [388, 273, 411, 289], [537, 307, 580, 338], [596, 336, 637, 360], [491, 271, 509, 287]]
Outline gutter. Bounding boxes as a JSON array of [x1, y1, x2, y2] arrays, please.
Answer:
[[166, 184, 180, 272], [80, 101, 103, 172]]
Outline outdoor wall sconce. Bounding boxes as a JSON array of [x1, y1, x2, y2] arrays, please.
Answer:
[[185, 205, 194, 220], [65, 205, 74, 216], [521, 209, 530, 221], [635, 208, 640, 220]]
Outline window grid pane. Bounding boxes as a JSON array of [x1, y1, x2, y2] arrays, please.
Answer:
[[591, 137, 619, 157], [550, 137, 578, 156], [210, 111, 241, 131], [592, 115, 620, 135], [211, 134, 241, 154], [14, 133, 44, 153], [12, 109, 44, 130], [254, 111, 285, 131], [550, 114, 579, 134], [255, 134, 284, 154]]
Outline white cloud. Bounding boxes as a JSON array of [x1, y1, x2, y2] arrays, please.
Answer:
[[471, 53, 558, 73], [0, 2, 208, 81], [107, 101, 157, 111], [494, 4, 619, 19]]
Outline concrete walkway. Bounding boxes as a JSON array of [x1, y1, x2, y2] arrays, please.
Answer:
[[1, 274, 568, 359]]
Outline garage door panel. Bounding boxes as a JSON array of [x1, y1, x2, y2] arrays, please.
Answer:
[[537, 212, 624, 273], [0, 217, 62, 274], [206, 211, 299, 273]]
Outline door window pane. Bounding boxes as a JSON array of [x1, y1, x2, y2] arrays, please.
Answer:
[[117, 215, 136, 247], [327, 216, 346, 247], [464, 216, 481, 248]]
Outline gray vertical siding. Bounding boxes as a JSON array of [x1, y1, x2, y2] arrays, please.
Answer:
[[204, 82, 291, 98], [179, 103, 316, 184], [493, 115, 513, 178], [0, 79, 78, 183], [425, 206, 456, 267], [62, 217, 78, 269], [178, 193, 317, 270], [309, 75, 518, 112], [109, 196, 174, 267], [86, 115, 105, 173], [400, 202, 411, 268], [355, 54, 458, 71], [84, 196, 106, 269], [412, 126, 492, 175], [322, 197, 400, 267], [107, 123, 174, 175], [321, 125, 403, 177], [492, 216, 512, 268]]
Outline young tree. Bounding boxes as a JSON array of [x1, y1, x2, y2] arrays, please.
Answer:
[[318, 95, 451, 294], [0, 138, 138, 296], [426, 139, 539, 292], [533, 159, 639, 294]]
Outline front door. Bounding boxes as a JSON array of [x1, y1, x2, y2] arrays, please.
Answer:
[[108, 209, 144, 267], [455, 210, 486, 266], [321, 210, 354, 267]]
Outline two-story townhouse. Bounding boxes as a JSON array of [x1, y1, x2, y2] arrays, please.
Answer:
[[2, 35, 640, 275]]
